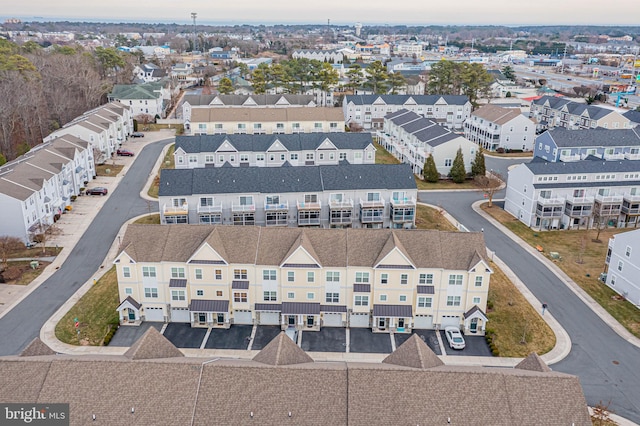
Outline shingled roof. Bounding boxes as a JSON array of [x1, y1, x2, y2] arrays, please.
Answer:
[[124, 327, 184, 360], [515, 352, 552, 373], [252, 332, 313, 366], [383, 334, 443, 369], [19, 338, 56, 357]]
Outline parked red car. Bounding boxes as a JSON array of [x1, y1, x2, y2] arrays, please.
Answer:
[[117, 149, 135, 157], [86, 187, 108, 196]]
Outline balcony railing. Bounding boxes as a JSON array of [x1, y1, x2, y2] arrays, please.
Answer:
[[163, 203, 189, 215], [360, 197, 385, 208], [535, 206, 563, 218], [536, 196, 565, 206], [330, 215, 353, 224], [623, 193, 640, 203], [565, 195, 594, 204], [390, 197, 416, 208], [265, 200, 289, 211], [197, 203, 222, 214], [297, 200, 321, 210], [603, 153, 625, 161], [232, 203, 256, 212], [559, 153, 581, 162], [298, 216, 321, 226], [329, 199, 354, 209], [595, 194, 624, 203], [625, 153, 640, 160]]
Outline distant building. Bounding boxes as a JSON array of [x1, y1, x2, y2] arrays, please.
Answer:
[[464, 104, 535, 151], [605, 228, 640, 307]]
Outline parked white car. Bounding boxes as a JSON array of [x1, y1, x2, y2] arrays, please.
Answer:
[[444, 326, 466, 350]]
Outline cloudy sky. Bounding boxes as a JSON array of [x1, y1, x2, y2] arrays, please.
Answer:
[[2, 0, 639, 26]]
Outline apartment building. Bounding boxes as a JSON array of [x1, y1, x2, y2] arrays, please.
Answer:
[[186, 107, 344, 136], [534, 128, 640, 162], [173, 133, 375, 169], [464, 104, 536, 151], [529, 95, 631, 132], [0, 135, 95, 242], [292, 49, 344, 63], [605, 228, 640, 307], [377, 109, 478, 177], [343, 94, 471, 131], [108, 81, 171, 119], [504, 157, 640, 230], [158, 164, 417, 229], [114, 225, 491, 335]]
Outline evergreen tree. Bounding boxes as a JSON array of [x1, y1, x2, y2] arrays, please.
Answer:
[[471, 149, 486, 177], [217, 77, 234, 95], [449, 148, 466, 183], [423, 156, 439, 183]]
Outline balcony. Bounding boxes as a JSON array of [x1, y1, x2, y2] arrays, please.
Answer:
[[297, 200, 321, 210], [623, 192, 640, 203], [603, 152, 625, 161], [330, 211, 353, 225], [391, 206, 415, 223], [163, 203, 188, 215], [621, 199, 640, 215], [595, 193, 623, 204], [536, 196, 565, 206], [360, 197, 385, 209], [565, 195, 594, 205], [329, 198, 354, 209], [559, 153, 581, 162], [390, 197, 417, 208], [197, 202, 222, 214], [624, 153, 640, 160], [361, 208, 384, 223], [232, 203, 256, 212], [265, 200, 289, 211]]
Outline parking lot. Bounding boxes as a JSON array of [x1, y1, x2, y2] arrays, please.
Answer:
[[109, 323, 491, 356]]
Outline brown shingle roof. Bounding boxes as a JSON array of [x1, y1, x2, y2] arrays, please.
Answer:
[[515, 352, 552, 373], [472, 104, 523, 125], [253, 332, 314, 366], [383, 333, 444, 369], [19, 337, 56, 357], [124, 327, 184, 360]]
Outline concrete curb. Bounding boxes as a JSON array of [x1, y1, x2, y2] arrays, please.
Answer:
[[140, 138, 174, 202], [474, 199, 640, 350]]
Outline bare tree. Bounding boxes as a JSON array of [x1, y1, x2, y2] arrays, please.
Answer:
[[0, 236, 24, 270], [475, 171, 504, 207]]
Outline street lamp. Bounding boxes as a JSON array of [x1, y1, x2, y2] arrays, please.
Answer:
[[191, 12, 197, 54]]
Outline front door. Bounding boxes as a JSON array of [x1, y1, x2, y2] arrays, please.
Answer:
[[378, 318, 386, 329], [288, 315, 296, 326], [398, 318, 405, 329], [128, 309, 136, 321], [217, 313, 225, 324], [307, 315, 314, 327], [470, 318, 478, 333], [198, 313, 206, 324]]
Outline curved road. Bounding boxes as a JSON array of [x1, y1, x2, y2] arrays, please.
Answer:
[[422, 185, 640, 423], [0, 139, 171, 357]]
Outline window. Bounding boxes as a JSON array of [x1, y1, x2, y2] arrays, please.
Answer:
[[171, 290, 186, 301], [448, 274, 463, 285], [307, 292, 315, 300], [142, 266, 156, 278], [122, 267, 131, 278], [171, 267, 185, 279], [419, 273, 433, 284], [355, 295, 369, 306], [287, 292, 295, 299], [239, 195, 253, 206], [417, 297, 432, 308], [617, 261, 623, 272], [256, 154, 265, 161], [399, 295, 407, 302], [304, 194, 318, 203], [240, 154, 249, 162], [380, 294, 387, 301], [288, 271, 295, 282], [475, 276, 483, 287], [340, 152, 347, 160], [325, 293, 339, 303], [380, 273, 388, 284], [189, 155, 197, 164], [263, 269, 277, 281], [444, 158, 452, 167], [400, 274, 408, 285], [263, 291, 277, 301], [234, 269, 248, 280], [626, 246, 632, 258], [306, 153, 314, 161], [195, 268, 203, 280], [319, 153, 325, 160], [326, 271, 340, 282], [610, 274, 616, 285], [200, 197, 213, 207], [234, 292, 248, 302], [196, 289, 204, 296], [473, 297, 481, 304], [144, 288, 158, 298], [355, 272, 370, 283], [446, 296, 461, 306], [205, 155, 214, 163], [216, 290, 223, 297], [215, 269, 222, 280], [125, 287, 133, 295], [307, 272, 315, 283], [280, 154, 286, 161], [290, 153, 298, 160]]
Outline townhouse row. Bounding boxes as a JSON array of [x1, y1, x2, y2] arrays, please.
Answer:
[[534, 127, 640, 162], [173, 132, 376, 169], [115, 226, 491, 335], [158, 164, 418, 229]]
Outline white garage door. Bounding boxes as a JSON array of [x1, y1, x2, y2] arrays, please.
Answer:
[[144, 306, 164, 322], [322, 313, 343, 327], [259, 312, 280, 325], [234, 310, 253, 325], [440, 315, 460, 329], [413, 315, 433, 329], [349, 313, 370, 328], [171, 307, 190, 323]]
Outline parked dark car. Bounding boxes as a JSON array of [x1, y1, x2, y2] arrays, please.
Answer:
[[86, 187, 108, 196], [130, 132, 144, 138], [117, 149, 135, 157]]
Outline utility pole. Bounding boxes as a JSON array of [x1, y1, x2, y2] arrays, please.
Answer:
[[191, 12, 197, 55], [560, 43, 567, 74]]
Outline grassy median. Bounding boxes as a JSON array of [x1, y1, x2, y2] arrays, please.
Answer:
[[147, 144, 175, 198]]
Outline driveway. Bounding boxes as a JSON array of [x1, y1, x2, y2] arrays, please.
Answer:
[[108, 322, 163, 347], [395, 330, 441, 355], [349, 328, 392, 353], [205, 325, 253, 350], [162, 323, 207, 349], [301, 327, 346, 352], [252, 325, 281, 350], [440, 332, 492, 356]]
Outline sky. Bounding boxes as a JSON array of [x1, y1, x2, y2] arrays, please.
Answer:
[[2, 0, 639, 26]]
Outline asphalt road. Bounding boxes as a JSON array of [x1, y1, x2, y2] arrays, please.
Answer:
[[420, 168, 640, 422], [0, 139, 171, 356]]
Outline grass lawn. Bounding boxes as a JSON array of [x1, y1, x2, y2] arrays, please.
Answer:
[[415, 178, 480, 191], [484, 151, 533, 158], [55, 266, 120, 346], [95, 163, 124, 177], [374, 141, 401, 165], [482, 203, 640, 338], [8, 246, 60, 259], [147, 144, 175, 198], [134, 214, 161, 225], [416, 204, 555, 356], [1, 260, 51, 286]]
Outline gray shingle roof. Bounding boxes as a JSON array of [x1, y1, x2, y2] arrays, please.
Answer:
[[252, 332, 314, 366], [531, 95, 623, 121], [541, 127, 640, 148], [385, 109, 460, 147], [19, 338, 56, 357], [515, 352, 552, 372], [281, 302, 321, 315], [623, 109, 640, 124], [189, 299, 229, 312], [372, 304, 413, 317], [123, 327, 184, 360], [158, 163, 416, 197], [525, 157, 640, 175], [382, 333, 444, 369], [346, 94, 469, 106], [174, 133, 373, 153]]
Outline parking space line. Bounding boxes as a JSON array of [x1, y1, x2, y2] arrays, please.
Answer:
[[297, 330, 303, 347], [390, 332, 396, 352], [246, 324, 257, 350], [160, 323, 168, 335], [345, 328, 350, 353], [436, 330, 447, 355], [200, 328, 211, 350]]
